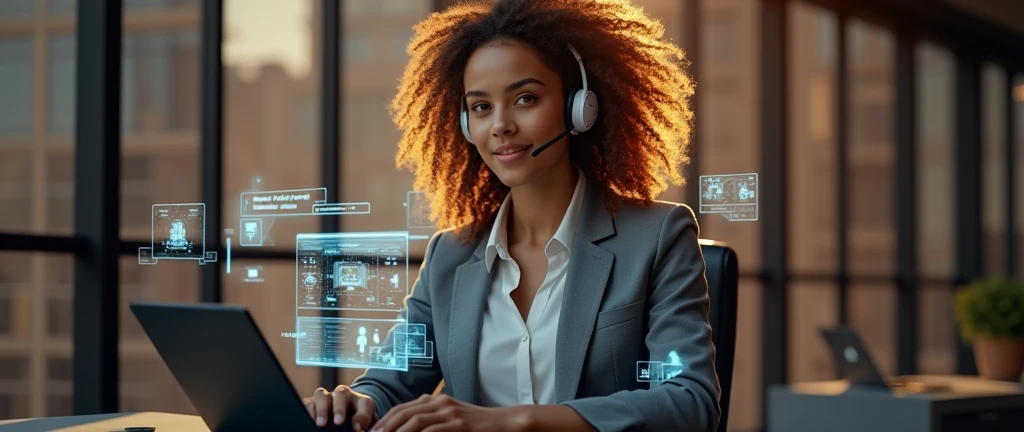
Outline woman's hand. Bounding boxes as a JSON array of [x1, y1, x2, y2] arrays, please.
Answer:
[[370, 394, 528, 432], [303, 385, 377, 431]]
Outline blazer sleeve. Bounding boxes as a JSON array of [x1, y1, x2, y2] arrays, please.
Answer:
[[561, 205, 722, 432], [347, 231, 446, 420]]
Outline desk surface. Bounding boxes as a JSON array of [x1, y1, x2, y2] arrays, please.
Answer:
[[0, 412, 209, 432]]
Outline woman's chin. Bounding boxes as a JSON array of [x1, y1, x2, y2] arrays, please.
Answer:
[[491, 168, 538, 189]]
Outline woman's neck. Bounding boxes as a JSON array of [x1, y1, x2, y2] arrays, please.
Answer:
[[506, 159, 579, 248]]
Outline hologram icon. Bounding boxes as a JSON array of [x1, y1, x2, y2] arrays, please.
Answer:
[[357, 326, 368, 354], [239, 218, 263, 246], [151, 203, 206, 260]]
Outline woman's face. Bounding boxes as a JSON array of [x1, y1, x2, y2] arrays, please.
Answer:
[[462, 39, 570, 188]]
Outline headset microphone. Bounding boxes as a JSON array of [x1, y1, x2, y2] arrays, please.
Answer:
[[531, 128, 573, 157]]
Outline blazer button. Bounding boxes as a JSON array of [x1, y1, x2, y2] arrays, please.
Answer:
[[521, 332, 528, 342]]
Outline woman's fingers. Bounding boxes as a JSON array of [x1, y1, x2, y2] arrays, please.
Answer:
[[312, 387, 332, 427]]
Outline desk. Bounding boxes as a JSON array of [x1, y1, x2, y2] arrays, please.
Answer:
[[769, 375, 1024, 432], [0, 412, 209, 432]]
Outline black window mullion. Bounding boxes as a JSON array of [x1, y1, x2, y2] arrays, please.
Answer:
[[200, 0, 224, 304], [72, 0, 122, 415]]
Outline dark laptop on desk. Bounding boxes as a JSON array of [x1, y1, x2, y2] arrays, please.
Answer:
[[130, 302, 353, 432], [821, 326, 949, 393]]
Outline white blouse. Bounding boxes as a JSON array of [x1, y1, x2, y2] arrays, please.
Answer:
[[477, 168, 587, 406]]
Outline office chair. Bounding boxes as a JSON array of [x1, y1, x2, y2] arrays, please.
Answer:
[[699, 239, 739, 432]]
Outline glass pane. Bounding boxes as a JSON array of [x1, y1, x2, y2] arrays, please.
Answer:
[[0, 151, 33, 233], [0, 35, 36, 235], [121, 9, 202, 241], [0, 253, 73, 419], [918, 284, 957, 374], [124, 0, 200, 12], [49, 35, 76, 137], [224, 0, 320, 252], [0, 38, 33, 137], [0, 1, 35, 18], [49, 0, 76, 15], [340, 0, 432, 251], [120, 257, 197, 413], [222, 259, 321, 399], [848, 283, 896, 377], [731, 279, 763, 432], [981, 62, 1007, 277], [787, 3, 837, 275], [847, 19, 895, 275], [916, 42, 956, 279], [788, 282, 838, 382], [696, 0, 762, 271], [1016, 74, 1024, 279]]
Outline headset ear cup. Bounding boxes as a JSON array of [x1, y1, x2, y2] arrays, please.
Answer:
[[565, 89, 579, 131], [572, 90, 598, 133], [460, 109, 473, 144]]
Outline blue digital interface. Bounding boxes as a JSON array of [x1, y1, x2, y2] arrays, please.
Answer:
[[151, 203, 206, 260], [295, 232, 409, 312]]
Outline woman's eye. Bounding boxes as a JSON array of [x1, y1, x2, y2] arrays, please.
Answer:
[[471, 103, 490, 112], [516, 94, 537, 104]]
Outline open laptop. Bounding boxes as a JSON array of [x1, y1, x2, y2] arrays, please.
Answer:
[[820, 326, 949, 394], [130, 301, 353, 431]]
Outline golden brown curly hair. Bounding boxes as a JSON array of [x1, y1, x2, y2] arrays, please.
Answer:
[[393, 0, 695, 245]]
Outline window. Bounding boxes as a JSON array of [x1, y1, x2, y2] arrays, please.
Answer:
[[0, 357, 29, 381], [345, 34, 370, 64], [915, 42, 955, 279], [46, 153, 74, 235], [49, 35, 77, 136], [981, 62, 1007, 276], [46, 357, 72, 382], [0, 151, 33, 233], [0, 1, 34, 17], [788, 3, 837, 274], [702, 15, 735, 64], [122, 30, 201, 134], [846, 19, 895, 275], [0, 38, 33, 137]]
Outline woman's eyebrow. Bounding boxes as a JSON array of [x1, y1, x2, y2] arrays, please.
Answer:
[[465, 77, 545, 98]]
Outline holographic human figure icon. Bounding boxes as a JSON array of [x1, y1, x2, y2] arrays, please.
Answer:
[[357, 326, 368, 354], [373, 328, 380, 345]]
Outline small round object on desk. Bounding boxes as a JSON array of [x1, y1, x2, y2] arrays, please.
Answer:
[[124, 427, 156, 432]]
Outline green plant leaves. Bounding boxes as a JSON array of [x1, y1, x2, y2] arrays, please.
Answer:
[[954, 278, 1024, 343]]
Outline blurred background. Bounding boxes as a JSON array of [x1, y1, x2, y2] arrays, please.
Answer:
[[0, 0, 1022, 431]]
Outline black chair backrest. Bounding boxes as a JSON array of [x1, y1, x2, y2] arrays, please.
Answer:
[[699, 239, 738, 432]]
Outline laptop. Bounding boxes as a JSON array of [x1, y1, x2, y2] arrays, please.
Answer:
[[130, 301, 353, 431], [820, 326, 949, 394]]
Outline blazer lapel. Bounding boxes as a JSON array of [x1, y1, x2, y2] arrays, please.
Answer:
[[447, 237, 490, 405], [555, 184, 616, 402]]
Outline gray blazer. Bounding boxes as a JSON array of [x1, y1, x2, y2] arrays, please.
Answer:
[[350, 179, 721, 432]]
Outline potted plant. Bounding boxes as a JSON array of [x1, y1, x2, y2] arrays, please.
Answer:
[[954, 277, 1024, 381]]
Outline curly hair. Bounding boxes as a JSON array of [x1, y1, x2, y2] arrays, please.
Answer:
[[393, 0, 695, 245]]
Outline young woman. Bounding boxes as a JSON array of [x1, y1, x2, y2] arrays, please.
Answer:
[[305, 0, 719, 430]]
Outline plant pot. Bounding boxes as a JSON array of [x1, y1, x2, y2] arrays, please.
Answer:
[[973, 336, 1024, 381]]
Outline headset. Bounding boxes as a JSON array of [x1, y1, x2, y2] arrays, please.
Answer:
[[460, 44, 599, 157]]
